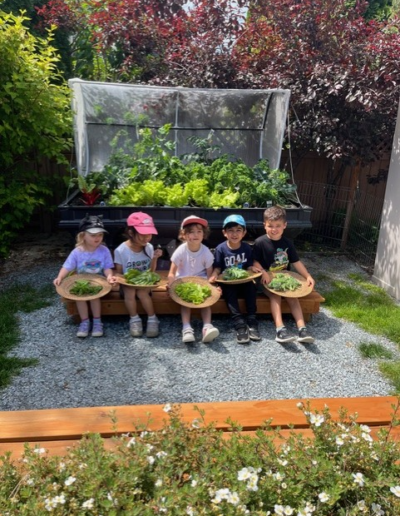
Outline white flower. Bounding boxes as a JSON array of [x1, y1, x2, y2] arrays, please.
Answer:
[[297, 502, 315, 515], [352, 472, 365, 487], [64, 476, 76, 486], [191, 479, 198, 487], [33, 447, 46, 454], [58, 462, 66, 471], [227, 491, 240, 506], [390, 485, 400, 497], [318, 492, 330, 503], [362, 432, 373, 442], [371, 451, 379, 461], [357, 500, 367, 511], [309, 414, 325, 427], [238, 467, 252, 481], [156, 450, 168, 458], [274, 504, 293, 515], [82, 498, 94, 509], [186, 506, 194, 516], [360, 424, 371, 433], [44, 497, 58, 511], [192, 419, 201, 428], [127, 437, 136, 447], [147, 456, 155, 465], [211, 488, 231, 503], [163, 403, 172, 412], [273, 472, 284, 481], [296, 402, 304, 408], [140, 431, 149, 438], [155, 479, 163, 487], [371, 503, 385, 515], [278, 459, 288, 466], [146, 444, 154, 452], [336, 436, 344, 446]]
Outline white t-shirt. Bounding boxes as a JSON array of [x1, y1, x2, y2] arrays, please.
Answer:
[[170, 243, 214, 278], [113, 242, 154, 273]]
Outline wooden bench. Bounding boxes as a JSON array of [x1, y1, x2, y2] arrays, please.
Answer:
[[62, 271, 325, 322], [0, 397, 399, 458]]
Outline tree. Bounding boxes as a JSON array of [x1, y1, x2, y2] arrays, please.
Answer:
[[0, 11, 72, 255]]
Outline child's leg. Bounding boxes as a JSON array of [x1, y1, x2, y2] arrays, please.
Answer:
[[243, 283, 260, 341], [75, 301, 90, 338], [137, 289, 159, 338], [200, 307, 219, 343], [123, 287, 143, 337], [181, 306, 195, 343], [263, 289, 295, 343], [286, 297, 314, 343], [223, 284, 249, 344], [89, 298, 103, 337]]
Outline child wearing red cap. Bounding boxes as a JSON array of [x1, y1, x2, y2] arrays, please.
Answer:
[[168, 215, 219, 344], [113, 212, 162, 338]]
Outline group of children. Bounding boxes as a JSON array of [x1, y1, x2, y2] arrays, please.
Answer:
[[54, 206, 315, 344]]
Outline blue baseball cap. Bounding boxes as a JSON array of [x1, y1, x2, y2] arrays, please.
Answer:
[[223, 214, 246, 229]]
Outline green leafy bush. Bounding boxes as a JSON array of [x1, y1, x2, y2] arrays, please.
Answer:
[[1, 402, 400, 514], [0, 12, 72, 256], [77, 125, 296, 209]]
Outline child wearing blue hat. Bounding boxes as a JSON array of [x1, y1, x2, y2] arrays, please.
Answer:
[[210, 214, 260, 344]]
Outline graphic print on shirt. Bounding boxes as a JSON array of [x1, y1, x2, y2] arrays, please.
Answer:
[[78, 260, 103, 274], [224, 252, 247, 269], [126, 259, 150, 272], [270, 248, 289, 272]]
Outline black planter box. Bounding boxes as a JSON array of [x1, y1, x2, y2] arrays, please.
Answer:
[[58, 193, 312, 256]]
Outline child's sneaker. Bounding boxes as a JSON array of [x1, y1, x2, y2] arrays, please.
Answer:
[[297, 327, 315, 344], [236, 326, 250, 344], [130, 319, 143, 337], [146, 320, 159, 338], [275, 327, 296, 343], [182, 328, 195, 343], [202, 325, 219, 343], [76, 319, 90, 338], [91, 320, 103, 337], [248, 325, 261, 341]]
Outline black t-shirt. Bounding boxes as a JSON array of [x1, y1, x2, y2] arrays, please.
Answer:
[[252, 235, 299, 271]]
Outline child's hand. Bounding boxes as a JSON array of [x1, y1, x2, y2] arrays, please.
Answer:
[[107, 274, 117, 284], [260, 270, 272, 285], [53, 278, 62, 286], [154, 248, 163, 259]]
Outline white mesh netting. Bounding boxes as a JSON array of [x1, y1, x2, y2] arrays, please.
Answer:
[[68, 79, 290, 176]]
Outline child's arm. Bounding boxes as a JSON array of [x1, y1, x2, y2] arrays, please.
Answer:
[[53, 267, 71, 286], [209, 266, 221, 283], [292, 260, 315, 288], [167, 262, 178, 287], [150, 248, 163, 272], [252, 260, 272, 286]]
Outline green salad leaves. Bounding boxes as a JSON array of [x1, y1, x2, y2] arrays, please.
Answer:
[[222, 267, 250, 281], [174, 282, 212, 305], [267, 273, 302, 292], [69, 280, 103, 296], [124, 269, 161, 285]]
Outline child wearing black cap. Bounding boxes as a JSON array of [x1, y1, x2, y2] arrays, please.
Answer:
[[53, 215, 114, 338], [210, 214, 260, 344]]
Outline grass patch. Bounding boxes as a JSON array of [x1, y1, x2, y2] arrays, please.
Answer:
[[0, 282, 54, 388], [325, 273, 400, 392], [358, 342, 394, 360]]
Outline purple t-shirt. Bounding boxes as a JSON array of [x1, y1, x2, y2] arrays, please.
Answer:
[[62, 245, 114, 275]]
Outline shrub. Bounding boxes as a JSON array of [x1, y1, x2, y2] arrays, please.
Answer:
[[1, 402, 400, 514], [0, 11, 72, 256]]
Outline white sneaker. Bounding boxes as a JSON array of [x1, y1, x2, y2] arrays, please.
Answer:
[[130, 319, 143, 337], [182, 328, 195, 343], [202, 325, 219, 343]]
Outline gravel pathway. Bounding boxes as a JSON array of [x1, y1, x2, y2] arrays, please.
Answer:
[[0, 254, 399, 411]]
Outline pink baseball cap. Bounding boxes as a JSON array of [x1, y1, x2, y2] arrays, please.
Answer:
[[127, 212, 158, 235], [181, 215, 208, 229]]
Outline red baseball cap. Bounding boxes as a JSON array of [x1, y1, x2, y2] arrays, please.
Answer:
[[181, 215, 208, 229], [127, 212, 158, 235]]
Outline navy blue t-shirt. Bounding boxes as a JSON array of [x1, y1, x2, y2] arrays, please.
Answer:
[[213, 241, 254, 272]]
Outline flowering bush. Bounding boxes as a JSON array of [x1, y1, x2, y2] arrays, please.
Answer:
[[1, 402, 400, 515]]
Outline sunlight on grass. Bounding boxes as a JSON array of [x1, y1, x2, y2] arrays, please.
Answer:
[[358, 342, 394, 360], [379, 362, 400, 393], [0, 283, 54, 388]]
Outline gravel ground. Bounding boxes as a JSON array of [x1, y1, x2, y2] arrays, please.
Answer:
[[0, 250, 399, 411]]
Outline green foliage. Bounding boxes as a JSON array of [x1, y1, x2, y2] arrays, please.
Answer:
[[0, 282, 54, 388], [0, 11, 72, 256], [359, 342, 395, 360], [100, 126, 295, 208], [1, 402, 400, 514]]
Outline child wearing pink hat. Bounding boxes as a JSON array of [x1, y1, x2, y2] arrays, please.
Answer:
[[113, 212, 162, 338], [168, 215, 219, 344]]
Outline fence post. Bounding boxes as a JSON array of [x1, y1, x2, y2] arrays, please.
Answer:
[[340, 160, 361, 250]]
